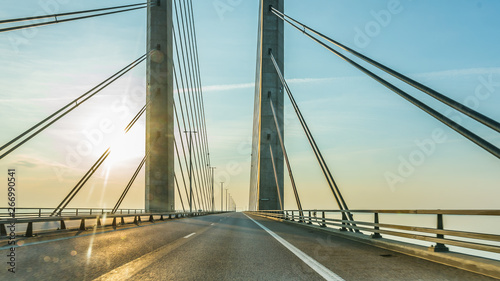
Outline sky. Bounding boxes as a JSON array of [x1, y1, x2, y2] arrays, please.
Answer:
[[0, 0, 499, 215]]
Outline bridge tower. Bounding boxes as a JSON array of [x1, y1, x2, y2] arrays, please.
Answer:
[[146, 0, 175, 212], [249, 0, 284, 211]]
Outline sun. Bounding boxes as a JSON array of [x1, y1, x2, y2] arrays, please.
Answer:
[[105, 127, 145, 168]]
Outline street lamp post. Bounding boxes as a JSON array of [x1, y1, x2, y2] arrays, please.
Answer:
[[220, 182, 224, 212], [210, 167, 216, 212], [184, 131, 197, 212]]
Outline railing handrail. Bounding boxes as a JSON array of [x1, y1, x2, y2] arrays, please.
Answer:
[[249, 209, 500, 255], [252, 209, 500, 216], [0, 207, 188, 218]]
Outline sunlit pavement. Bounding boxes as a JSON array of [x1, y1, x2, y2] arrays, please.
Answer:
[[0, 212, 496, 280]]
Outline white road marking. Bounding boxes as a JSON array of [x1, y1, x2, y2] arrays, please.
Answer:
[[183, 232, 196, 239], [244, 213, 345, 281], [210, 223, 214, 225]]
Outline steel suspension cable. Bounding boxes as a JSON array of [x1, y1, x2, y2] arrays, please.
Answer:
[[173, 65, 201, 211], [0, 53, 149, 160], [183, 0, 211, 196], [271, 10, 500, 160], [174, 3, 209, 211], [269, 100, 303, 215], [173, 25, 205, 211], [112, 152, 148, 214], [52, 101, 149, 216], [174, 173, 186, 212], [53, 148, 111, 217], [270, 52, 343, 210], [175, 0, 210, 209], [271, 7, 500, 134], [187, 0, 212, 183], [270, 52, 356, 230], [173, 29, 204, 211], [174, 136, 192, 211], [0, 3, 151, 34], [0, 3, 149, 25], [269, 145, 284, 211]]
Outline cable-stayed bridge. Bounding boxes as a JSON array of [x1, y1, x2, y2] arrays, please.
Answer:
[[0, 1, 499, 280]]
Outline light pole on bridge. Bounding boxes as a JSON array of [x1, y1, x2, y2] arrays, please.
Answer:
[[226, 189, 228, 212], [210, 167, 216, 212], [185, 130, 197, 212], [220, 182, 224, 212]]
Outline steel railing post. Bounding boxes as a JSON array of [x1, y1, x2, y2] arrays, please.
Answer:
[[340, 212, 347, 231], [429, 213, 449, 252], [371, 212, 382, 238]]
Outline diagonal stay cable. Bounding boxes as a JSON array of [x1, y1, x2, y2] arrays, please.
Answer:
[[174, 1, 208, 210], [182, 0, 211, 204], [187, 0, 213, 206], [269, 52, 344, 210], [173, 71, 196, 210], [174, 138, 190, 212], [0, 3, 151, 34], [269, 99, 303, 216], [271, 7, 500, 134], [173, 27, 204, 210], [173, 66, 200, 211], [112, 152, 148, 214], [0, 53, 150, 160], [174, 173, 186, 212], [52, 101, 150, 216], [272, 9, 500, 160], [188, 0, 210, 164], [270, 51, 356, 231], [269, 145, 283, 211], [0, 3, 150, 24], [173, 37, 206, 211], [52, 148, 111, 217]]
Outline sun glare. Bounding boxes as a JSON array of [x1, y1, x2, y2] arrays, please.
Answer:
[[105, 127, 145, 168]]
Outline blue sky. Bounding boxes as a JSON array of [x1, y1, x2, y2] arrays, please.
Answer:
[[0, 0, 499, 212]]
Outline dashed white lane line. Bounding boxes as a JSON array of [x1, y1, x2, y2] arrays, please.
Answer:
[[244, 213, 345, 281], [183, 232, 196, 239]]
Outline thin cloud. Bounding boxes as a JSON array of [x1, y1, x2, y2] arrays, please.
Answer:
[[412, 67, 500, 79], [202, 82, 254, 92], [200, 67, 500, 93]]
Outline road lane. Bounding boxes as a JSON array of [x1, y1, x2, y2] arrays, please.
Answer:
[[126, 212, 324, 280], [244, 213, 497, 281], [0, 214, 223, 280], [1, 212, 496, 280]]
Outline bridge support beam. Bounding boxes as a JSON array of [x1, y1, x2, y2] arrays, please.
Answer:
[[250, 0, 284, 211], [146, 0, 175, 212]]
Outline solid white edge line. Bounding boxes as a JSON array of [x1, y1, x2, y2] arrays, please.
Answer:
[[244, 213, 345, 281], [183, 232, 196, 239]]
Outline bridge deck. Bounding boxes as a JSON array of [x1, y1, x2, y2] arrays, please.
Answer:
[[0, 213, 496, 280]]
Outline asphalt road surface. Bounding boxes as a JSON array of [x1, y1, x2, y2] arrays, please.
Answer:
[[0, 212, 496, 280]]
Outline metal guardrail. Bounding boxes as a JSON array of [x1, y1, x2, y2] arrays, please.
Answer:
[[249, 209, 500, 254], [0, 207, 147, 218], [0, 209, 225, 237]]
